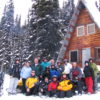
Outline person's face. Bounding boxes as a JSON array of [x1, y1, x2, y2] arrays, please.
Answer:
[[62, 74, 67, 79], [72, 62, 77, 67], [85, 63, 89, 66], [31, 72, 35, 76], [45, 78, 49, 82], [57, 62, 61, 66], [34, 58, 39, 64], [26, 62, 30, 67], [90, 60, 93, 63], [44, 59, 47, 62], [50, 59, 55, 64], [51, 65, 55, 68], [16, 60, 20, 64], [53, 77, 57, 82]]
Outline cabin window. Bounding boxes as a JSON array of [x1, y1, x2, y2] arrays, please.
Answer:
[[77, 26, 85, 36], [87, 23, 95, 34], [70, 50, 78, 62], [95, 47, 100, 60]]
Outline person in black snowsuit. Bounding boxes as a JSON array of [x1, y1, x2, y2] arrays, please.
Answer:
[[7, 59, 22, 94], [42, 67, 51, 79], [83, 61, 94, 94], [38, 77, 50, 96]]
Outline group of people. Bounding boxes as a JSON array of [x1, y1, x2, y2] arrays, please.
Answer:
[[7, 57, 99, 98]]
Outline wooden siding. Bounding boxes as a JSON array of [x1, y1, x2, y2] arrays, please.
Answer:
[[64, 8, 100, 65]]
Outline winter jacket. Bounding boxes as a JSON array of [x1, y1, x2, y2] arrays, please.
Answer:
[[63, 63, 72, 74], [57, 80, 73, 91], [20, 66, 32, 79], [70, 67, 82, 80], [48, 81, 58, 91], [39, 80, 50, 92], [26, 76, 38, 89], [40, 62, 51, 71], [89, 63, 98, 77], [83, 65, 94, 78], [57, 66, 64, 74], [31, 64, 43, 76], [50, 68, 60, 78], [42, 70, 51, 79], [9, 63, 21, 79]]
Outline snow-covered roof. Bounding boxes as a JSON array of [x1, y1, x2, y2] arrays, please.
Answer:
[[57, 0, 100, 62], [80, 0, 100, 29]]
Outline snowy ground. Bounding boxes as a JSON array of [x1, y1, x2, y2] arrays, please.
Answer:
[[0, 74, 100, 100]]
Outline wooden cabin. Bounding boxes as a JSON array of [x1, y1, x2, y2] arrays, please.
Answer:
[[57, 0, 100, 67]]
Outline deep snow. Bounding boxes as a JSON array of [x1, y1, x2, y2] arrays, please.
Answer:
[[0, 74, 100, 100]]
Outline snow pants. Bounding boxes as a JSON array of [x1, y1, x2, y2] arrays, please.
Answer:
[[57, 90, 73, 98], [8, 77, 19, 94], [26, 85, 39, 96], [85, 77, 93, 93], [72, 79, 83, 94], [22, 78, 26, 93], [47, 90, 57, 97]]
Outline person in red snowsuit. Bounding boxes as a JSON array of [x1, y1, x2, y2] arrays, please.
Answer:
[[48, 75, 58, 97]]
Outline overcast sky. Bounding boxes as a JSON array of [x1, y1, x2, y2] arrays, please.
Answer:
[[0, 0, 98, 25]]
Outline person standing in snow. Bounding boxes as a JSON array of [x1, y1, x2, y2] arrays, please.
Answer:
[[70, 62, 83, 95], [89, 58, 99, 92], [20, 61, 32, 94], [63, 59, 72, 79], [31, 58, 43, 77], [40, 58, 51, 72], [7, 59, 21, 94], [83, 61, 94, 94]]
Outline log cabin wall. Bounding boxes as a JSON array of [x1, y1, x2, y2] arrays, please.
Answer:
[[64, 8, 100, 67]]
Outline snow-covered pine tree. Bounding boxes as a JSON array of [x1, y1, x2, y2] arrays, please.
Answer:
[[1, 0, 14, 34], [95, 0, 100, 11], [57, 0, 75, 62], [0, 30, 7, 72], [29, 0, 62, 60], [60, 0, 75, 35], [19, 22, 31, 62], [0, 0, 15, 69]]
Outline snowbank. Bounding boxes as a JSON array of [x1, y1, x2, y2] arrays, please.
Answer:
[[0, 74, 100, 100]]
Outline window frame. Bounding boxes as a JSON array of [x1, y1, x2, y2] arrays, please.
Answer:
[[95, 47, 100, 61], [69, 50, 78, 62], [77, 26, 85, 37], [87, 23, 95, 34]]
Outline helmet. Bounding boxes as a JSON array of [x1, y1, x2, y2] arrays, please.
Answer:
[[52, 75, 58, 78]]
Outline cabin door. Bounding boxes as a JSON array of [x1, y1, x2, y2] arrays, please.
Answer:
[[82, 48, 91, 67]]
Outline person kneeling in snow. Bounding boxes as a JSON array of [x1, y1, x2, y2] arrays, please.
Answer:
[[26, 71, 38, 96], [47, 75, 58, 97], [57, 73, 73, 98], [38, 77, 50, 96]]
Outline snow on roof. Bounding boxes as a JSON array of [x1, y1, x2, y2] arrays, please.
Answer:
[[82, 0, 100, 29], [57, 0, 100, 62]]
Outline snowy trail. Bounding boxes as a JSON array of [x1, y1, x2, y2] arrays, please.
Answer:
[[0, 74, 100, 100]]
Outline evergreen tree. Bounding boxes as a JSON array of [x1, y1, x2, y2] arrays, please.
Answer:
[[95, 0, 100, 11], [61, 0, 75, 35], [29, 0, 62, 60], [0, 0, 15, 68], [0, 0, 14, 35], [57, 0, 75, 62], [14, 15, 21, 34]]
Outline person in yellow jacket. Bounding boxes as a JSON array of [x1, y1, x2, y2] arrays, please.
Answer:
[[25, 71, 39, 96], [57, 73, 73, 98]]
